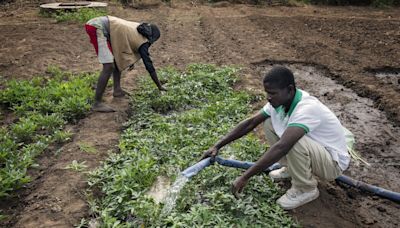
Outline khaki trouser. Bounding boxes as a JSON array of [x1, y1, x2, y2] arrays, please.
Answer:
[[264, 119, 342, 191]]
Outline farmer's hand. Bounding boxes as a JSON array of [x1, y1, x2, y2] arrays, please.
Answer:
[[231, 176, 249, 199], [200, 146, 219, 161], [160, 79, 168, 85], [158, 86, 167, 92]]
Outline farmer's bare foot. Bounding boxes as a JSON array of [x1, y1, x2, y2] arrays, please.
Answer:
[[113, 89, 130, 98], [92, 103, 116, 112]]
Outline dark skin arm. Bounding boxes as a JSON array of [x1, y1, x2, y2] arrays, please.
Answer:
[[138, 43, 167, 91], [200, 112, 268, 161], [231, 126, 306, 199], [149, 71, 166, 91]]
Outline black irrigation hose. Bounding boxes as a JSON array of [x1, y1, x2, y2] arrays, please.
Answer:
[[182, 157, 400, 204], [335, 175, 400, 203]]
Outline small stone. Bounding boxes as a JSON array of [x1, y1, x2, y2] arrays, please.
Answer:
[[50, 204, 62, 213]]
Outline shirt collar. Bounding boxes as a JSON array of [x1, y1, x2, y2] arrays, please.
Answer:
[[287, 89, 302, 117], [274, 89, 302, 117]]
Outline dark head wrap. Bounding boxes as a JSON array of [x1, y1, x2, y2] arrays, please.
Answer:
[[137, 23, 160, 44]]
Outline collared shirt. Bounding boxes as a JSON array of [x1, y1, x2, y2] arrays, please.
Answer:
[[261, 89, 351, 170]]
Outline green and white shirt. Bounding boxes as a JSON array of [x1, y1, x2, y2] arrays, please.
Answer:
[[261, 89, 350, 170]]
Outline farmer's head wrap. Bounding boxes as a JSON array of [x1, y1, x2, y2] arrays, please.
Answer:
[[137, 23, 160, 44]]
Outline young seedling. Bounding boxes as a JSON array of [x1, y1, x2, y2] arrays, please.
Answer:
[[65, 160, 87, 172], [78, 142, 97, 154]]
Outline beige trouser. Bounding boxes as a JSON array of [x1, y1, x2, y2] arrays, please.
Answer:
[[264, 119, 342, 191]]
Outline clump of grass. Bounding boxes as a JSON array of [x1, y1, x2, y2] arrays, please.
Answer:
[[40, 8, 107, 23], [88, 64, 296, 227], [0, 67, 96, 198], [78, 142, 97, 154]]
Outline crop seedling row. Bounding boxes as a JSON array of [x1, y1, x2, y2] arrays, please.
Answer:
[[88, 64, 297, 227], [0, 67, 96, 203]]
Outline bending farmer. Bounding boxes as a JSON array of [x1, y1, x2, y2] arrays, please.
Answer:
[[85, 16, 166, 112], [201, 66, 351, 210]]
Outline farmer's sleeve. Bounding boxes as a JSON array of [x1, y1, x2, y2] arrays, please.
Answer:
[[138, 42, 156, 74], [260, 103, 271, 118]]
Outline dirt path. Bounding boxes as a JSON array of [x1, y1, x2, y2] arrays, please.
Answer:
[[1, 2, 399, 227]]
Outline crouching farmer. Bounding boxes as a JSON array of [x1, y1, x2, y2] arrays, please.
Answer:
[[201, 66, 350, 209], [85, 16, 166, 112]]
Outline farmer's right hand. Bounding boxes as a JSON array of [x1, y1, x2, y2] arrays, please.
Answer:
[[200, 146, 219, 161], [159, 86, 167, 92]]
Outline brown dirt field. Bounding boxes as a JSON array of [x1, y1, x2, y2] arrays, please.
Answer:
[[0, 1, 399, 227]]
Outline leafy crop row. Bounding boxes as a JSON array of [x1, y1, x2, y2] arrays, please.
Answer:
[[88, 64, 297, 227], [0, 67, 96, 198]]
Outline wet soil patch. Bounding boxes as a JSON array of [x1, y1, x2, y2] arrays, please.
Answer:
[[367, 67, 400, 91], [255, 61, 400, 227]]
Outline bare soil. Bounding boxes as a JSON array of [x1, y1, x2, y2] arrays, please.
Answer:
[[0, 1, 399, 227]]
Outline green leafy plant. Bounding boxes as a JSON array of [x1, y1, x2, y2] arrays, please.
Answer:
[[0, 67, 96, 197], [11, 118, 37, 143], [88, 64, 296, 227], [53, 130, 73, 143], [75, 218, 89, 228], [78, 142, 97, 154], [65, 160, 88, 172]]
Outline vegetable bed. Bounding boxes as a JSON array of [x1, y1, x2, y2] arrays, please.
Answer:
[[88, 64, 297, 227], [0, 67, 96, 198]]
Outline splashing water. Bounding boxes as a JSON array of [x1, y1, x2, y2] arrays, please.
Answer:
[[146, 176, 171, 204], [161, 174, 189, 215]]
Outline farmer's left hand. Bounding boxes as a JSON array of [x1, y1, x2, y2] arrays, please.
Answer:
[[231, 176, 249, 199]]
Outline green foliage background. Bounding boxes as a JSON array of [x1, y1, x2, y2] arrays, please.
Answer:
[[88, 64, 297, 227], [0, 67, 96, 198]]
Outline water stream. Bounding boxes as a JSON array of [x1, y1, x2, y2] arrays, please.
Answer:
[[161, 174, 189, 215]]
